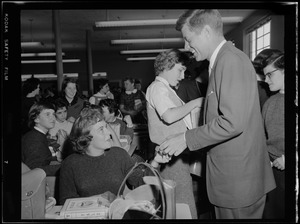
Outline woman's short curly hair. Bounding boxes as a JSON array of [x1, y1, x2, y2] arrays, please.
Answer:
[[69, 108, 104, 154], [154, 49, 189, 76]]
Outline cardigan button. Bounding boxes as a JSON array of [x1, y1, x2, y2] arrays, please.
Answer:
[[26, 191, 33, 196]]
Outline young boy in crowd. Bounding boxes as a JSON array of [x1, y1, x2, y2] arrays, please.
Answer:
[[49, 98, 73, 161]]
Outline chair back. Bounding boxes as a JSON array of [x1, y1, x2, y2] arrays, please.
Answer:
[[21, 163, 46, 219]]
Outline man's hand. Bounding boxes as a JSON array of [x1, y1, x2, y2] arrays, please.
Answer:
[[159, 132, 187, 156]]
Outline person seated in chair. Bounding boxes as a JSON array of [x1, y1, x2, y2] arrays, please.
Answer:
[[89, 78, 114, 105], [99, 99, 134, 144], [59, 107, 170, 205], [22, 100, 61, 177]]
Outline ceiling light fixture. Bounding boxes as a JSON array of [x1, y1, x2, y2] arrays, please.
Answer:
[[95, 19, 177, 28], [21, 59, 80, 64], [21, 42, 44, 47], [21, 72, 106, 81], [95, 17, 243, 28], [126, 57, 156, 61], [21, 19, 44, 48], [21, 52, 66, 57], [120, 48, 187, 54], [111, 38, 184, 45], [21, 73, 79, 81]]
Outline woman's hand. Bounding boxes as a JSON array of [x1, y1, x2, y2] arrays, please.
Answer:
[[57, 129, 68, 145], [106, 123, 121, 147], [272, 155, 285, 170], [192, 97, 204, 109], [67, 116, 76, 123], [123, 115, 133, 127], [153, 146, 172, 164]]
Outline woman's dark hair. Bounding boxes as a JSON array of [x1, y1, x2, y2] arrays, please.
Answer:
[[54, 98, 68, 111], [22, 76, 40, 96], [28, 100, 55, 129], [123, 77, 135, 84], [97, 78, 109, 92], [99, 98, 119, 116], [61, 78, 79, 98], [252, 49, 283, 76], [69, 108, 103, 154], [263, 51, 284, 71]]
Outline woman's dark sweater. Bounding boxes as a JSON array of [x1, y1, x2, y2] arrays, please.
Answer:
[[22, 129, 60, 176], [59, 147, 146, 205]]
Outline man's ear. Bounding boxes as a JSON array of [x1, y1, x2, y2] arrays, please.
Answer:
[[203, 25, 211, 37]]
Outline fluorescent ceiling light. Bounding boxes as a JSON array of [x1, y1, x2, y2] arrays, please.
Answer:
[[21, 52, 65, 57], [120, 48, 187, 54], [95, 17, 243, 28], [95, 19, 177, 27], [21, 72, 106, 81], [126, 57, 156, 61], [222, 16, 243, 23], [21, 59, 80, 64], [21, 73, 79, 81], [21, 42, 44, 47], [92, 72, 107, 77], [111, 38, 183, 45]]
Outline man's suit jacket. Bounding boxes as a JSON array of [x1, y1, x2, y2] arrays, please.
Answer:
[[185, 41, 276, 208]]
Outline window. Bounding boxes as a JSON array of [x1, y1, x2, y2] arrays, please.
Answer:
[[249, 20, 271, 60]]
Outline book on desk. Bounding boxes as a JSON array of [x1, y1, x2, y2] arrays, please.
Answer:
[[59, 196, 110, 219]]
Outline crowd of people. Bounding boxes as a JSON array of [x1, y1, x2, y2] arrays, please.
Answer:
[[20, 9, 289, 220]]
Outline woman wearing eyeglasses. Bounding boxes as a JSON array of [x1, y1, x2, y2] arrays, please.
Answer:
[[260, 49, 285, 219]]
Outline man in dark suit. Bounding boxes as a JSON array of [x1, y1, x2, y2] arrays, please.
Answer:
[[160, 9, 276, 219]]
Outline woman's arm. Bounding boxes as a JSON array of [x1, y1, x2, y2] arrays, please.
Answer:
[[162, 97, 204, 124]]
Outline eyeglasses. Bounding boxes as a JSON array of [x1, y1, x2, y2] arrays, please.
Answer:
[[265, 69, 279, 79]]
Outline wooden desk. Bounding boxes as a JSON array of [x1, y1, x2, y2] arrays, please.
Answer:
[[46, 203, 192, 219]]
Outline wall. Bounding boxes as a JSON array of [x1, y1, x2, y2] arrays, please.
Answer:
[[91, 51, 155, 93], [226, 10, 284, 54]]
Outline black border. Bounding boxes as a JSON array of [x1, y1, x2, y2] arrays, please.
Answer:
[[1, 1, 297, 223]]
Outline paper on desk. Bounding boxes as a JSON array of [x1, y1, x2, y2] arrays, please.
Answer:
[[109, 198, 156, 219]]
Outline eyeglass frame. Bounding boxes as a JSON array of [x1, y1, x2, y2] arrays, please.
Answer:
[[265, 69, 279, 79]]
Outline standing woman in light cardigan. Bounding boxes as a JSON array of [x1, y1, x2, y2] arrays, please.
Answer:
[[261, 50, 285, 219], [146, 49, 204, 219]]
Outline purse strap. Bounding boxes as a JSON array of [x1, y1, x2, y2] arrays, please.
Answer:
[[117, 162, 166, 219]]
